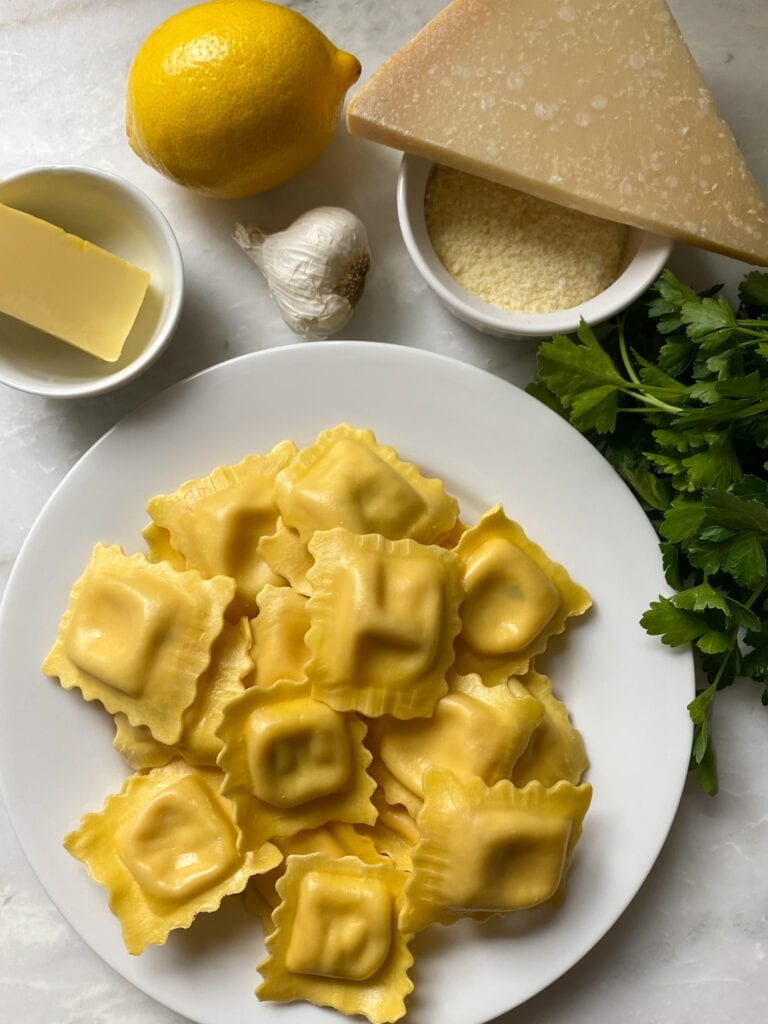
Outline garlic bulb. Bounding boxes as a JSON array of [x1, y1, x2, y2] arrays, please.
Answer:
[[234, 207, 371, 339]]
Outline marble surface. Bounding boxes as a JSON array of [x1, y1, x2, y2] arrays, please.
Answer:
[[1, 2, 767, 1022]]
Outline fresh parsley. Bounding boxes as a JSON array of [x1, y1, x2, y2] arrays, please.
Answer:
[[529, 269, 768, 795]]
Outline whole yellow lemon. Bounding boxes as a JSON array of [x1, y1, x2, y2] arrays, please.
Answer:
[[125, 0, 361, 197]]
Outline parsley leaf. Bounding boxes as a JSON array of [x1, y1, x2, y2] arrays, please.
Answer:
[[680, 295, 737, 342], [640, 597, 710, 645], [742, 627, 768, 682], [660, 499, 705, 543], [739, 271, 768, 310], [647, 270, 699, 333], [672, 583, 731, 615], [535, 327, 625, 433]]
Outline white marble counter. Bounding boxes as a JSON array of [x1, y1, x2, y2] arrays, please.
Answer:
[[1, 2, 767, 1022]]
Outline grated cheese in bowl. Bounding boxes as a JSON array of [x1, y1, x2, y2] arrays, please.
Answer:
[[424, 164, 628, 314]]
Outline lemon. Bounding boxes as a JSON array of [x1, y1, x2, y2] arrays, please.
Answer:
[[125, 0, 361, 198]]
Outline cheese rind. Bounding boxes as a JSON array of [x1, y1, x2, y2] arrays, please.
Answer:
[[0, 203, 150, 360], [347, 0, 768, 266]]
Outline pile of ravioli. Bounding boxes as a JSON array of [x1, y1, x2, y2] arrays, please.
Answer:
[[44, 424, 593, 1024]]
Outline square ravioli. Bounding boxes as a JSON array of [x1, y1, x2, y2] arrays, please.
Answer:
[[274, 424, 458, 544], [453, 504, 592, 683], [145, 440, 297, 617], [217, 678, 376, 850], [113, 618, 253, 770], [305, 529, 463, 718], [367, 672, 544, 817], [64, 761, 281, 954], [258, 853, 414, 1024], [43, 544, 235, 745], [400, 768, 592, 933]]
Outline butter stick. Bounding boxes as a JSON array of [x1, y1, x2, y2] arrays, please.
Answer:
[[347, 0, 768, 266], [0, 203, 150, 361]]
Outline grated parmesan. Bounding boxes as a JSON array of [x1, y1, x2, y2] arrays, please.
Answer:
[[424, 165, 628, 313]]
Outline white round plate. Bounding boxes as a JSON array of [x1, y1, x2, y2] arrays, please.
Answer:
[[0, 342, 694, 1024]]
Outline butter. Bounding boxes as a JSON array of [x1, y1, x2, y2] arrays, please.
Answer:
[[0, 202, 150, 360], [347, 0, 768, 267]]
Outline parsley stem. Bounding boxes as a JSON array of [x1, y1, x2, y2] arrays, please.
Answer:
[[735, 319, 768, 330], [617, 319, 642, 386], [614, 402, 682, 415], [725, 398, 768, 422], [710, 647, 733, 691], [619, 389, 684, 415], [745, 577, 768, 609], [613, 327, 685, 413]]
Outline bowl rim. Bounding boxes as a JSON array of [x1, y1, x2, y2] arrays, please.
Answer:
[[396, 152, 674, 338], [0, 163, 184, 399]]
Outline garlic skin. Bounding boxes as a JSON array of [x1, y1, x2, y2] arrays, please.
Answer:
[[234, 207, 371, 339]]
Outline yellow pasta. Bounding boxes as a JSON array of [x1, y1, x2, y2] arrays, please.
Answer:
[[141, 521, 186, 570], [510, 671, 590, 787], [248, 584, 310, 688], [113, 617, 253, 770], [274, 424, 458, 544], [257, 519, 314, 594], [246, 822, 384, 925], [258, 853, 414, 1024], [64, 761, 281, 954], [305, 528, 463, 718], [400, 768, 593, 933], [367, 672, 544, 817], [453, 504, 592, 683], [43, 543, 235, 744], [145, 440, 296, 617], [217, 677, 377, 850], [358, 789, 421, 872]]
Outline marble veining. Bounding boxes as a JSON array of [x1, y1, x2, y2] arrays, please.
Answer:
[[1, 2, 767, 1023]]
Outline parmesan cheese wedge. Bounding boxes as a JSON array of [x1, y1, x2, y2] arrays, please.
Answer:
[[347, 0, 768, 266]]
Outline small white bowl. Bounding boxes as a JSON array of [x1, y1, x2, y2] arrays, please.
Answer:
[[0, 165, 184, 398], [397, 154, 674, 338]]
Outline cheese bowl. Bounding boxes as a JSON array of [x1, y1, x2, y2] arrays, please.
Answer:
[[396, 154, 674, 339], [0, 165, 184, 399]]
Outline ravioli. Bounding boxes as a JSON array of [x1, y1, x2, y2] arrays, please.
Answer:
[[142, 521, 186, 570], [259, 853, 414, 1024], [43, 544, 235, 745], [113, 618, 253, 770], [453, 504, 592, 682], [401, 768, 593, 933], [510, 671, 590, 787], [217, 678, 377, 850], [274, 424, 458, 544], [358, 789, 421, 872], [367, 672, 544, 817], [145, 440, 296, 617], [305, 529, 463, 718], [64, 761, 281, 954]]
